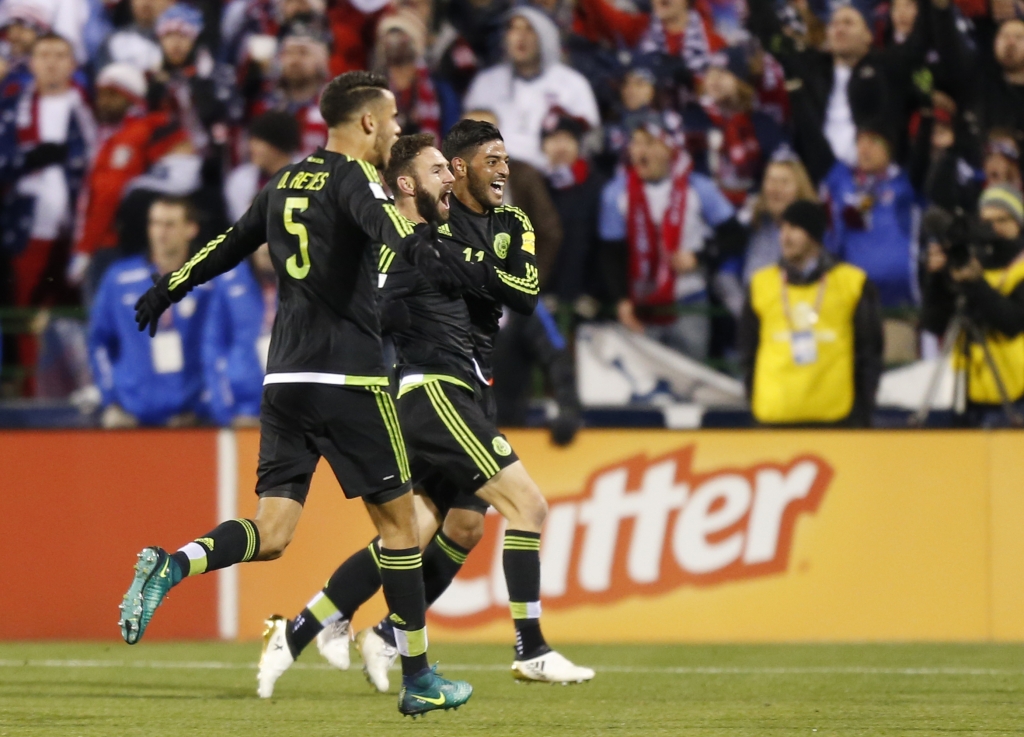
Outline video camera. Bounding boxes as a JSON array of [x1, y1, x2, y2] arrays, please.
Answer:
[[922, 206, 1011, 270]]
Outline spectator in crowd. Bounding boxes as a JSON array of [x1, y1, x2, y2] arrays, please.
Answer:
[[921, 185, 1024, 426], [0, 31, 95, 388], [603, 62, 658, 169], [253, 16, 330, 155], [395, 0, 480, 98], [983, 131, 1023, 191], [973, 19, 1024, 137], [149, 3, 238, 174], [96, 0, 171, 72], [493, 300, 582, 446], [823, 124, 919, 309], [739, 199, 882, 427], [462, 107, 564, 286], [372, 10, 459, 142], [71, 62, 191, 293], [0, 4, 50, 96], [541, 108, 604, 309], [749, 0, 945, 182], [203, 244, 276, 427], [1, 0, 92, 65], [716, 152, 817, 317], [464, 7, 600, 170], [88, 196, 211, 428], [573, 0, 726, 83], [599, 111, 737, 360], [683, 46, 788, 207], [224, 110, 299, 223]]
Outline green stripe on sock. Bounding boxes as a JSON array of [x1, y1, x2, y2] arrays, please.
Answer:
[[238, 520, 257, 561], [398, 627, 428, 657], [435, 535, 468, 565], [309, 594, 340, 624], [367, 542, 381, 569], [509, 602, 529, 620], [188, 555, 207, 576]]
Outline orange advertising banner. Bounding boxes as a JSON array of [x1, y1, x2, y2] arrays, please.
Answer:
[[234, 428, 1024, 644], [0, 430, 220, 640]]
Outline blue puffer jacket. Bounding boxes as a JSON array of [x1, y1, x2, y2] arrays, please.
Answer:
[[88, 255, 212, 425]]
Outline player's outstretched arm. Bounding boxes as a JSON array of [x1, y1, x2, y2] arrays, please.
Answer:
[[135, 191, 270, 336]]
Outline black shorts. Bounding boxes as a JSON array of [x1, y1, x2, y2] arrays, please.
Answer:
[[256, 382, 411, 506], [398, 379, 518, 515]]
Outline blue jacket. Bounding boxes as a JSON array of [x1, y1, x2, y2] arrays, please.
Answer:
[[824, 162, 919, 308], [88, 255, 211, 425], [202, 262, 269, 426]]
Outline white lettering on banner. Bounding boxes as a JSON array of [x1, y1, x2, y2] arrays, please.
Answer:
[[432, 447, 832, 626]]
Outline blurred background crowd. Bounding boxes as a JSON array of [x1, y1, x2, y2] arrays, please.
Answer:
[[3, 0, 1024, 431]]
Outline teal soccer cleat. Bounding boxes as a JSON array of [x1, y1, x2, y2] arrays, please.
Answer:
[[398, 665, 473, 717], [119, 547, 181, 644]]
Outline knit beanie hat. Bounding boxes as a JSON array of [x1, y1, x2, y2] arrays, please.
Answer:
[[96, 62, 148, 102], [781, 200, 828, 244], [156, 3, 204, 40], [980, 184, 1024, 226], [249, 111, 301, 154]]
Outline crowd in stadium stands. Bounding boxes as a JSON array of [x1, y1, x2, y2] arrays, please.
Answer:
[[3, 0, 1024, 427]]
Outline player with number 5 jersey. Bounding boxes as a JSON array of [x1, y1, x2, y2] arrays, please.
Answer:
[[117, 71, 473, 718]]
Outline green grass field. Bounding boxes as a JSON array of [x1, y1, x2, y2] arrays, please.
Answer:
[[2, 641, 1023, 736]]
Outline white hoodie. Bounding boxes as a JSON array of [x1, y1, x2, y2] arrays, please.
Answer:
[[463, 7, 599, 170]]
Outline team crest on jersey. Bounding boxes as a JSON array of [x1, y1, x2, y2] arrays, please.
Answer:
[[493, 232, 511, 259], [492, 436, 512, 457]]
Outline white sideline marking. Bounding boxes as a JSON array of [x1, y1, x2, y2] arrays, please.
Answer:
[[0, 660, 1022, 676]]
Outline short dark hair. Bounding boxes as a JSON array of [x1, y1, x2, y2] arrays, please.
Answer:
[[441, 119, 503, 163], [150, 195, 199, 224], [319, 71, 390, 129], [383, 134, 437, 192], [31, 32, 73, 53]]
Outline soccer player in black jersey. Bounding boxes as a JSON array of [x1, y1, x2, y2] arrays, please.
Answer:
[[256, 124, 594, 697], [116, 72, 472, 717]]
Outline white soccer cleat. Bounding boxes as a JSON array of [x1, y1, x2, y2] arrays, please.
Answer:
[[315, 618, 351, 670], [257, 615, 294, 698], [511, 650, 596, 685], [354, 626, 398, 693]]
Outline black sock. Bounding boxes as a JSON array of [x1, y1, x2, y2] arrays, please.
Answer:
[[378, 546, 429, 678], [170, 519, 260, 580], [373, 531, 469, 649], [423, 531, 469, 605], [503, 529, 549, 660], [286, 540, 383, 657]]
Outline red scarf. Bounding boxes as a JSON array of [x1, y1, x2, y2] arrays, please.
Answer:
[[701, 102, 761, 206], [626, 157, 691, 310]]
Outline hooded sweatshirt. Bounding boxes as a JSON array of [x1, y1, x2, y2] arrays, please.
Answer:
[[463, 7, 599, 169]]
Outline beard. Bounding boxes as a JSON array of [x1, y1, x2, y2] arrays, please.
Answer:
[[414, 185, 447, 224]]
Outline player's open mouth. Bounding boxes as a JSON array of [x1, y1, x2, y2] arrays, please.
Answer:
[[490, 180, 505, 195], [439, 191, 451, 211]]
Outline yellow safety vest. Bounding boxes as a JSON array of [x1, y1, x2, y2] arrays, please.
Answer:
[[953, 259, 1024, 404], [750, 263, 867, 424]]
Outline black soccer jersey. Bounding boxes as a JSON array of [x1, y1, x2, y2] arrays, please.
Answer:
[[440, 197, 540, 380], [165, 148, 420, 382], [378, 233, 477, 385]]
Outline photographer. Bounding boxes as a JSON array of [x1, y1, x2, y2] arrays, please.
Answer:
[[921, 185, 1024, 426]]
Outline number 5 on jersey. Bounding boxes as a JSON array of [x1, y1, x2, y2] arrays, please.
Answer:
[[284, 197, 311, 279]]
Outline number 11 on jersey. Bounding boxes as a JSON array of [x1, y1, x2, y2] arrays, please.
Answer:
[[284, 197, 311, 279]]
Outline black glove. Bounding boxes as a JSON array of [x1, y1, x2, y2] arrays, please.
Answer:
[[401, 224, 464, 296], [379, 297, 411, 335], [134, 273, 174, 337], [23, 143, 69, 172], [550, 408, 581, 446]]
